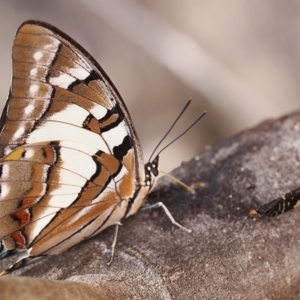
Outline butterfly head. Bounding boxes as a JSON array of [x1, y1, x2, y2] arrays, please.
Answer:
[[144, 155, 159, 188]]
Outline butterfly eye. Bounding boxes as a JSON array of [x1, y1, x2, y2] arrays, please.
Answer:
[[145, 155, 159, 178]]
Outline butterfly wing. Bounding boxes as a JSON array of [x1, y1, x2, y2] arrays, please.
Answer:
[[0, 141, 136, 256], [0, 20, 144, 177], [0, 20, 151, 263]]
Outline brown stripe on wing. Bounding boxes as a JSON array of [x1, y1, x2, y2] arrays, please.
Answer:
[[14, 24, 59, 54], [83, 107, 124, 135], [0, 22, 118, 156], [0, 144, 60, 250], [28, 150, 131, 255], [98, 106, 124, 132], [0, 25, 58, 156], [13, 39, 58, 70], [0, 80, 53, 156], [46, 43, 91, 80], [0, 140, 130, 255], [30, 194, 120, 256], [52, 86, 107, 111], [66, 80, 113, 109], [94, 151, 121, 177], [96, 149, 136, 199], [7, 98, 49, 122], [28, 148, 124, 240], [13, 62, 49, 83], [47, 40, 114, 109], [0, 21, 145, 199]]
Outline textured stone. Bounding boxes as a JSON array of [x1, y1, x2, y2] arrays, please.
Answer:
[[1, 110, 300, 299]]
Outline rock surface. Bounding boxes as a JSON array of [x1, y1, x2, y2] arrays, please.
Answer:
[[1, 110, 300, 299]]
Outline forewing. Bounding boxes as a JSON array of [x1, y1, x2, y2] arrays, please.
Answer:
[[0, 20, 145, 182]]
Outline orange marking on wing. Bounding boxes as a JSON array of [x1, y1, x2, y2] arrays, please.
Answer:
[[41, 145, 57, 163], [21, 196, 40, 208], [10, 231, 26, 249], [86, 117, 101, 134], [30, 164, 49, 182], [72, 83, 110, 109], [99, 113, 118, 130], [12, 209, 30, 227], [90, 165, 111, 187], [97, 152, 120, 175], [122, 150, 134, 176], [88, 81, 112, 108], [25, 183, 46, 197], [118, 172, 134, 198]]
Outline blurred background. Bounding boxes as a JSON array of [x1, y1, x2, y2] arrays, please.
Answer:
[[0, 0, 300, 172]]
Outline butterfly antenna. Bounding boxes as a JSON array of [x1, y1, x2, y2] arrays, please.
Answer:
[[154, 110, 206, 160], [148, 99, 193, 163], [148, 99, 206, 162]]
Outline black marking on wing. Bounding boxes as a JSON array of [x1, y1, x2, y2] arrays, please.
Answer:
[[45, 42, 63, 84], [99, 106, 124, 133], [67, 70, 98, 91], [124, 185, 143, 218], [113, 135, 132, 161]]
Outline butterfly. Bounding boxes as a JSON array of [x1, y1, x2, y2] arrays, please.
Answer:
[[0, 20, 204, 275]]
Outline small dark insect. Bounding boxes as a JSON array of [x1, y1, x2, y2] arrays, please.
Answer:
[[249, 187, 300, 217]]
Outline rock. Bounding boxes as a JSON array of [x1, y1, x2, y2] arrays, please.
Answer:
[[1, 110, 300, 299]]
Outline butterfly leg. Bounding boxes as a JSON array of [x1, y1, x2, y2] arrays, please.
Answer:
[[141, 202, 192, 233], [107, 222, 122, 266]]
